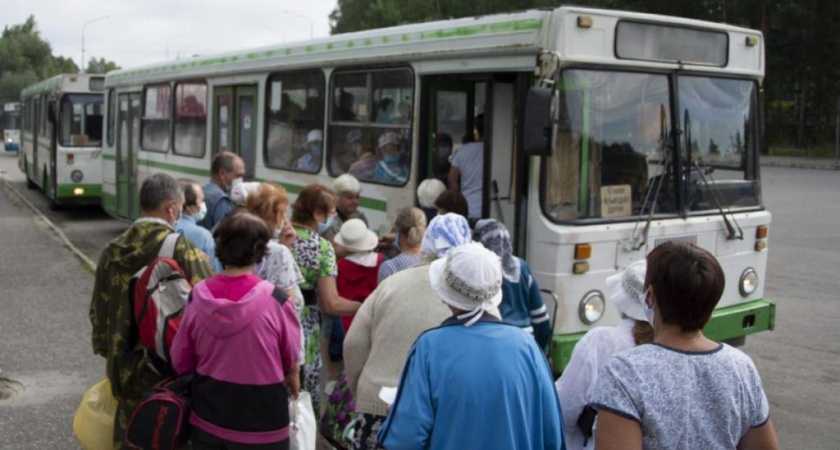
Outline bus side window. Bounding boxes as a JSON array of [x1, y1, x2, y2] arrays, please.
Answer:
[[264, 70, 325, 173]]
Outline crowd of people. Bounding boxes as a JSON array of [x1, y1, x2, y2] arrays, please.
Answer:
[[90, 150, 779, 449]]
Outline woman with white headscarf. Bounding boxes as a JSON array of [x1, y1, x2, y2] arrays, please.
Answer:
[[343, 213, 474, 449], [377, 243, 564, 449], [555, 260, 653, 450], [474, 219, 551, 350]]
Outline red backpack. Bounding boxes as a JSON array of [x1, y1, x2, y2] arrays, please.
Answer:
[[131, 233, 192, 376]]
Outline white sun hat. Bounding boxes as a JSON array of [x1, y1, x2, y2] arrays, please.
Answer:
[[334, 218, 379, 253], [306, 129, 323, 144], [429, 242, 503, 326], [605, 260, 648, 323]]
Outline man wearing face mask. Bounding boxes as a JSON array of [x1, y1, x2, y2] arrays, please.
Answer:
[[90, 173, 213, 449], [175, 179, 223, 273], [201, 151, 246, 231]]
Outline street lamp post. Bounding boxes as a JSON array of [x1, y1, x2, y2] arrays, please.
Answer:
[[282, 10, 314, 39], [81, 15, 110, 73]]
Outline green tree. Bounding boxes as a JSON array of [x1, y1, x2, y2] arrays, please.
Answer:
[[86, 57, 120, 74], [0, 15, 80, 104]]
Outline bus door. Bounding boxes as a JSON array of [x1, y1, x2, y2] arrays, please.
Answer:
[[116, 93, 141, 218], [423, 74, 525, 251], [32, 98, 40, 184], [214, 85, 257, 180]]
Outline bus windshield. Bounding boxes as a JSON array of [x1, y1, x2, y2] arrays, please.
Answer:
[[60, 94, 104, 147], [541, 70, 761, 223], [4, 111, 20, 130], [679, 76, 761, 212], [542, 70, 677, 221]]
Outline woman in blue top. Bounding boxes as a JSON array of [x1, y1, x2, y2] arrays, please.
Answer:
[[372, 132, 407, 184], [474, 219, 552, 350], [378, 243, 564, 450]]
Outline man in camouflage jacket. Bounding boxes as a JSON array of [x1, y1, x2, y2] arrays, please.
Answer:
[[90, 174, 213, 448]]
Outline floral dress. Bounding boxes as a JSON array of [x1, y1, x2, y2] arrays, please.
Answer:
[[290, 226, 338, 415]]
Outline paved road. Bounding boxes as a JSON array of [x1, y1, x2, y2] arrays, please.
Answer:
[[0, 150, 838, 448]]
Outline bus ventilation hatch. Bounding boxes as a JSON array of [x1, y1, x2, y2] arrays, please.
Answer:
[[654, 235, 698, 247]]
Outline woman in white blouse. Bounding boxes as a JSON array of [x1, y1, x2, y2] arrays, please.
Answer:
[[555, 261, 652, 450]]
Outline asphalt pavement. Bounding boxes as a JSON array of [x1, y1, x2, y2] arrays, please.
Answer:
[[0, 156, 103, 449], [0, 151, 838, 448]]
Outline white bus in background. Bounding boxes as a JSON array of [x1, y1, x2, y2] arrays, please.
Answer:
[[102, 6, 773, 372], [19, 74, 105, 207], [4, 102, 21, 152]]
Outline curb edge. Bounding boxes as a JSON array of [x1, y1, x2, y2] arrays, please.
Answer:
[[1, 178, 97, 273]]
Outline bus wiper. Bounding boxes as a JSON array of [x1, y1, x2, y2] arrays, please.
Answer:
[[627, 104, 670, 251], [693, 158, 744, 240]]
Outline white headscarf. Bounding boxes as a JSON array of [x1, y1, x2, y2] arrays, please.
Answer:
[[421, 213, 471, 258], [474, 218, 520, 283], [430, 243, 503, 326], [605, 260, 649, 323]]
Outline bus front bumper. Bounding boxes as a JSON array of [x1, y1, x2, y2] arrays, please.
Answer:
[[5, 143, 19, 151], [549, 298, 775, 374]]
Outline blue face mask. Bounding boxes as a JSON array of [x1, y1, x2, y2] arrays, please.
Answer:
[[384, 153, 400, 165], [311, 145, 323, 157], [318, 215, 335, 234]]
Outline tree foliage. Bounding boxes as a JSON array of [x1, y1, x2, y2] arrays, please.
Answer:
[[86, 57, 120, 74], [331, 0, 840, 150], [0, 16, 80, 104]]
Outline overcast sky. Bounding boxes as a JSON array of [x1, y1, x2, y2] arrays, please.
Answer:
[[2, 0, 339, 70]]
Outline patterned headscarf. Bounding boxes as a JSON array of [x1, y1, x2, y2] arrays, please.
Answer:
[[474, 219, 520, 283], [421, 213, 472, 258]]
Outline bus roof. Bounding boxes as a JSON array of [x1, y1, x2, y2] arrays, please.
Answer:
[[21, 74, 105, 99], [106, 6, 763, 86]]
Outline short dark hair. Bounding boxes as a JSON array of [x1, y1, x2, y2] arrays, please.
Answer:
[[645, 241, 725, 332], [178, 179, 200, 209], [210, 151, 239, 176], [140, 173, 183, 211], [213, 212, 271, 269], [434, 190, 469, 219], [474, 113, 485, 137], [291, 183, 337, 225]]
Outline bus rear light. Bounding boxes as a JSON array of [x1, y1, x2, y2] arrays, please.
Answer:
[[66, 153, 75, 165], [756, 226, 768, 239], [745, 36, 758, 47], [755, 241, 767, 252], [574, 243, 592, 260], [573, 262, 589, 275]]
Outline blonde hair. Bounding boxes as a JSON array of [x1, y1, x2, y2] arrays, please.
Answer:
[[394, 207, 427, 246], [245, 182, 288, 231]]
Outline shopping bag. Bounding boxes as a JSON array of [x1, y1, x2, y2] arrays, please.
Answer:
[[290, 391, 317, 450], [73, 379, 118, 450]]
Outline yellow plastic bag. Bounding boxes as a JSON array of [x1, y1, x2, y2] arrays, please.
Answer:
[[73, 379, 118, 450]]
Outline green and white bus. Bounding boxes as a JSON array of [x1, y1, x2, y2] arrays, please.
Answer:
[[19, 74, 105, 206], [102, 6, 773, 372]]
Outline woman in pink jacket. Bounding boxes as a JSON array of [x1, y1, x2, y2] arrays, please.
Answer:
[[171, 212, 302, 449]]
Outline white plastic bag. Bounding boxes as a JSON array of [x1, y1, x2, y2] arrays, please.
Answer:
[[289, 391, 317, 450]]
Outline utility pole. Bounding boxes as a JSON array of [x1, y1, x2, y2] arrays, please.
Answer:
[[282, 10, 314, 39], [81, 15, 110, 73]]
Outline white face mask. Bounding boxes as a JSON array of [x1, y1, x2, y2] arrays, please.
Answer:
[[228, 176, 244, 193], [192, 202, 207, 222]]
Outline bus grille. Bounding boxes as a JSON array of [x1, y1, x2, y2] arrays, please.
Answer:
[[654, 235, 698, 247]]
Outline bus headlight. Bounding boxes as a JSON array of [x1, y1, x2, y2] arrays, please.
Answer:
[[71, 170, 84, 183], [739, 268, 758, 297], [579, 290, 606, 324]]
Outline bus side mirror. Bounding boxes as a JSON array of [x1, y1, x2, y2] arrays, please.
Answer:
[[47, 101, 57, 124], [523, 87, 554, 157]]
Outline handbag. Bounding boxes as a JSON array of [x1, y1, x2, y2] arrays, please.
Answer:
[[124, 376, 192, 450], [73, 379, 119, 450], [289, 391, 317, 450]]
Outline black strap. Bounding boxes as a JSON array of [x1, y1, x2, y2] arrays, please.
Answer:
[[272, 286, 289, 305], [578, 405, 598, 445], [301, 288, 317, 306]]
